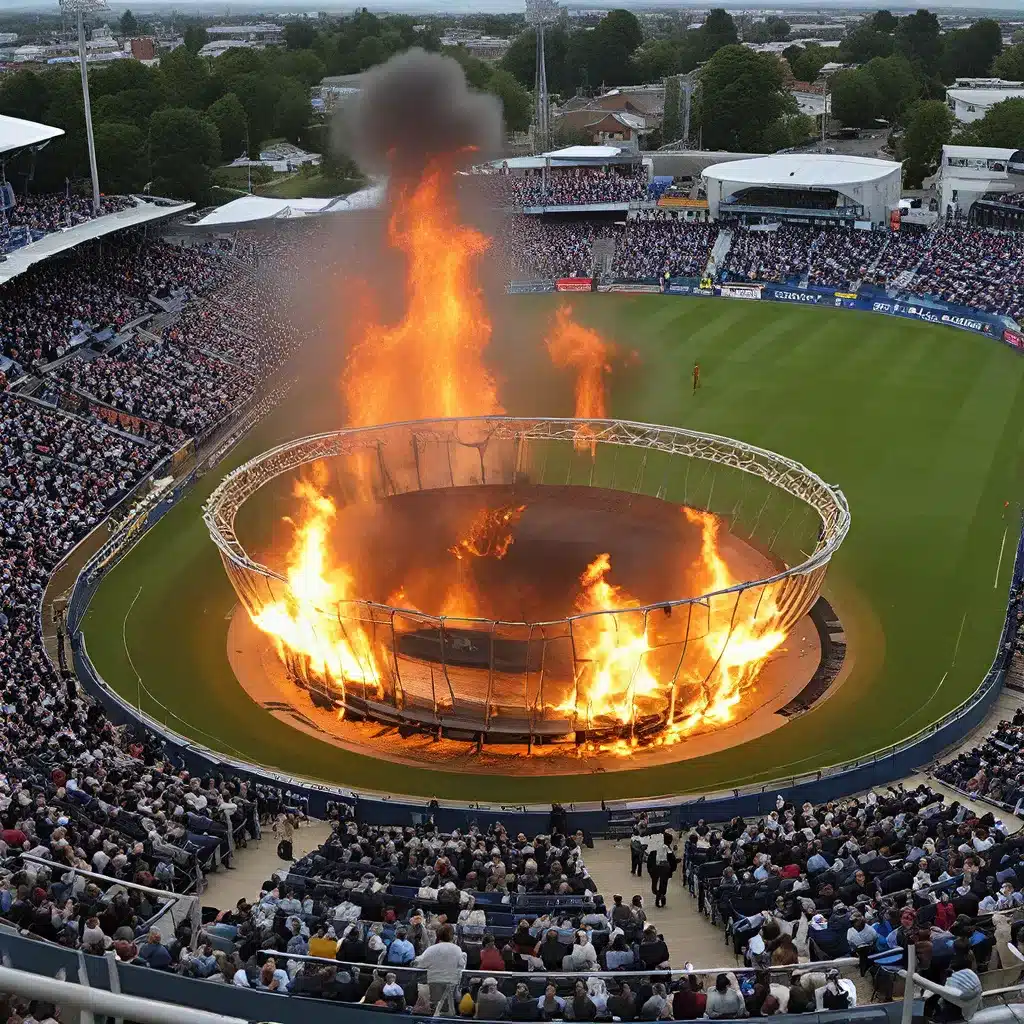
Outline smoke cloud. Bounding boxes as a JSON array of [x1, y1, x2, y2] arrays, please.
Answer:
[[335, 48, 504, 181]]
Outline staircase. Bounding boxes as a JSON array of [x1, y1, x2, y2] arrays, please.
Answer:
[[707, 227, 733, 279]]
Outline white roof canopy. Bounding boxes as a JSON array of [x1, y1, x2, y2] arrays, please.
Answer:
[[192, 185, 384, 229], [704, 154, 900, 189], [0, 114, 63, 157]]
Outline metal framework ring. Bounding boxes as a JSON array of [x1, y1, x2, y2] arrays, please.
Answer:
[[203, 417, 850, 743]]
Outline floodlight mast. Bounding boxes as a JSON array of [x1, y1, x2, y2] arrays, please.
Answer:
[[60, 0, 106, 215], [526, 0, 559, 155]]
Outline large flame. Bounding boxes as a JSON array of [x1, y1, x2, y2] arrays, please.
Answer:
[[251, 476, 382, 706], [342, 161, 502, 427], [545, 304, 614, 453], [672, 508, 788, 732], [557, 553, 664, 730]]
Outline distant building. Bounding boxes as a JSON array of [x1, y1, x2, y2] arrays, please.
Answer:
[[946, 86, 1024, 124], [129, 37, 155, 61], [440, 34, 510, 61], [198, 39, 255, 59], [207, 23, 283, 44], [937, 144, 1022, 216], [319, 74, 363, 111], [0, 33, 18, 45]]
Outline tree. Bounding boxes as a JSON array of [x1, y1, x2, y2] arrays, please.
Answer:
[[274, 83, 311, 144], [896, 10, 943, 76], [500, 25, 571, 95], [700, 9, 738, 58], [486, 68, 532, 134], [354, 34, 388, 71], [790, 44, 830, 83], [901, 99, 953, 187], [864, 54, 920, 122], [207, 93, 247, 160], [93, 121, 147, 193], [283, 20, 316, 51], [746, 17, 790, 44], [119, 9, 138, 37], [149, 107, 220, 201], [585, 9, 643, 88], [1014, 29, 1024, 46], [274, 49, 326, 88], [959, 98, 1024, 148], [160, 45, 208, 109], [182, 24, 208, 55], [761, 113, 814, 151], [993, 44, 1024, 83], [697, 45, 792, 152], [830, 68, 882, 127], [0, 69, 54, 122], [944, 20, 1002, 81], [870, 10, 899, 33], [840, 25, 896, 65]]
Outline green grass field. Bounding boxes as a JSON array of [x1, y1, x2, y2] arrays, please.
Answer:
[[82, 295, 1024, 801]]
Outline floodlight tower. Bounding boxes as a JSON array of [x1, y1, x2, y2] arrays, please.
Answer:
[[59, 0, 107, 215], [526, 0, 559, 155]]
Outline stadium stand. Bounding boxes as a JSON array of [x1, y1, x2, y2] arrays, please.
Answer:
[[484, 165, 649, 208], [0, 192, 135, 255]]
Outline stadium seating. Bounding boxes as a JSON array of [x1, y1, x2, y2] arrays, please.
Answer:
[[0, 192, 134, 255]]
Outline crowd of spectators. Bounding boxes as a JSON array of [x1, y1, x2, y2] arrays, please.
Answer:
[[52, 331, 253, 437], [935, 705, 1024, 811], [1, 192, 134, 254], [685, 783, 1017, 1016], [0, 237, 228, 372], [484, 167, 649, 208]]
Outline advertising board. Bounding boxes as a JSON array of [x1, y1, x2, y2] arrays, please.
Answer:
[[605, 282, 661, 294], [719, 283, 762, 300], [555, 277, 593, 293], [1005, 328, 1024, 349], [507, 280, 555, 295]]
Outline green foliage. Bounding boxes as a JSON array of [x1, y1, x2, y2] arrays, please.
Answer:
[[957, 98, 1024, 149], [993, 44, 1024, 83], [119, 9, 138, 37], [870, 10, 899, 33], [761, 113, 814, 151], [150, 107, 220, 202], [839, 25, 896, 65], [900, 99, 953, 187], [93, 121, 147, 194], [895, 10, 943, 77], [788, 44, 830, 83], [274, 83, 311, 145], [697, 45, 791, 152], [943, 20, 1002, 81], [701, 9, 738, 55], [745, 18, 791, 44], [207, 93, 248, 160], [284, 21, 316, 51], [830, 68, 883, 128], [864, 54, 920, 122], [182, 24, 208, 55], [485, 69, 532, 134], [159, 46, 208, 109]]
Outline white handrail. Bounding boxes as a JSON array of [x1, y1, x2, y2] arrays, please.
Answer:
[[0, 963, 249, 1024]]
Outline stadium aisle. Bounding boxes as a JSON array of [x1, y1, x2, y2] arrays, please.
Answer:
[[585, 839, 733, 969], [203, 819, 334, 912]]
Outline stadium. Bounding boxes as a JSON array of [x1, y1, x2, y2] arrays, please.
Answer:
[[2, 16, 1024, 1024]]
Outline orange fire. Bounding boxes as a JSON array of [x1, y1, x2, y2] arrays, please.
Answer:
[[449, 504, 526, 561], [671, 508, 788, 733], [251, 475, 382, 707], [442, 504, 526, 619], [545, 304, 614, 453], [342, 160, 502, 427], [557, 553, 665, 731]]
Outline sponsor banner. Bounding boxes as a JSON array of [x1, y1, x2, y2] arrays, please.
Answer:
[[719, 283, 762, 300], [657, 196, 709, 210], [506, 280, 555, 295], [1004, 328, 1024, 349], [606, 282, 661, 294], [834, 291, 858, 300], [868, 301, 997, 335], [666, 284, 714, 296], [556, 277, 593, 293], [765, 286, 826, 306]]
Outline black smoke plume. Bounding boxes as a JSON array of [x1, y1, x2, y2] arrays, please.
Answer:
[[334, 48, 504, 182]]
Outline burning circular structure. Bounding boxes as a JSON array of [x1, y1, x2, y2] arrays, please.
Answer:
[[204, 416, 849, 750]]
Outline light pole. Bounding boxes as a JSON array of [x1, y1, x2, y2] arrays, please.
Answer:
[[59, 0, 108, 215], [525, 0, 559, 155]]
